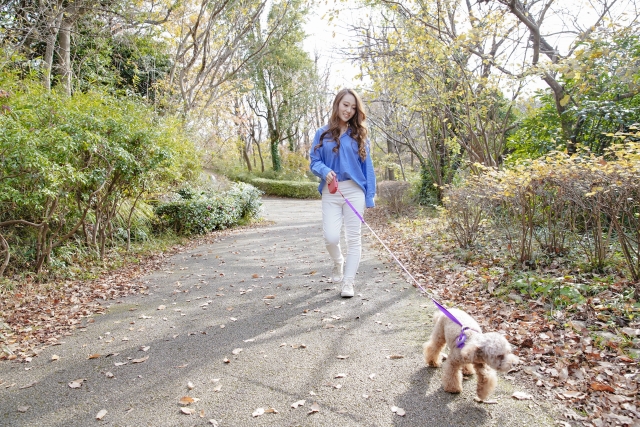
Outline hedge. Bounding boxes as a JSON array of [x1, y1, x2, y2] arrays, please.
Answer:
[[237, 177, 320, 199]]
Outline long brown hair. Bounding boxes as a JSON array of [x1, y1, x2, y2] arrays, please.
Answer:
[[315, 88, 368, 161]]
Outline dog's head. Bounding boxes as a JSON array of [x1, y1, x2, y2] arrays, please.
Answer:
[[463, 332, 519, 372]]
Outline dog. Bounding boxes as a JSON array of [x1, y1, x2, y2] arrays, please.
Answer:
[[423, 308, 519, 402]]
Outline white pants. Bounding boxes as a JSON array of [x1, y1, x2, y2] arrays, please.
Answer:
[[322, 180, 365, 282]]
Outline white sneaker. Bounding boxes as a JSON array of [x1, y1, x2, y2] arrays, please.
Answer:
[[331, 259, 344, 283], [341, 280, 354, 298]]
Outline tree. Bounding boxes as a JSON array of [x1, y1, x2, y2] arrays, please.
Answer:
[[245, 0, 317, 172], [480, 0, 639, 153], [350, 1, 520, 201]]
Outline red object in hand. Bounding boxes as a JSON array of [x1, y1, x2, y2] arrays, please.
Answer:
[[328, 178, 338, 194]]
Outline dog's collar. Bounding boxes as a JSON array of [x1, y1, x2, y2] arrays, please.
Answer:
[[432, 298, 481, 348]]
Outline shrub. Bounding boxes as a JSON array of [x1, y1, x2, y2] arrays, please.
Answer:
[[377, 180, 411, 216], [0, 71, 200, 277], [443, 132, 640, 283], [154, 182, 262, 235], [224, 182, 263, 219], [237, 177, 320, 199], [442, 175, 489, 248]]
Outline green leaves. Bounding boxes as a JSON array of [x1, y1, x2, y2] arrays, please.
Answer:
[[0, 71, 199, 276]]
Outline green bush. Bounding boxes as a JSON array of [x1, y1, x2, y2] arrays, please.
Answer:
[[154, 183, 263, 235], [235, 176, 320, 199], [0, 70, 200, 277]]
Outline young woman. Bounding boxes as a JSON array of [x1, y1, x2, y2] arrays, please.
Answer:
[[309, 88, 376, 298]]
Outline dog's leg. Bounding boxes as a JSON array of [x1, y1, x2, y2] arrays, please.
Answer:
[[423, 329, 446, 367], [441, 358, 463, 393], [462, 364, 475, 376], [474, 362, 497, 401]]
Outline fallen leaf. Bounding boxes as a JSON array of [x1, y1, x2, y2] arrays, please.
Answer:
[[208, 420, 219, 426], [131, 356, 149, 363], [96, 409, 107, 420], [369, 373, 376, 380], [263, 295, 275, 299], [252, 274, 260, 278], [199, 409, 205, 417], [607, 394, 633, 404], [512, 391, 533, 400], [17, 406, 29, 413], [68, 379, 84, 389], [291, 400, 305, 408], [105, 372, 114, 378], [51, 355, 60, 361], [308, 402, 320, 414], [223, 358, 230, 363], [562, 390, 584, 399], [386, 355, 404, 359], [335, 373, 347, 378], [213, 384, 222, 392], [336, 355, 349, 359], [88, 354, 101, 359], [187, 381, 195, 390], [590, 382, 615, 393], [181, 407, 195, 415], [179, 396, 194, 406], [157, 305, 166, 310], [140, 346, 150, 352], [252, 408, 265, 417], [232, 348, 243, 355], [265, 408, 278, 414]]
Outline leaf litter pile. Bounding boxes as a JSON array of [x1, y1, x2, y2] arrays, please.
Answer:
[[366, 206, 639, 427]]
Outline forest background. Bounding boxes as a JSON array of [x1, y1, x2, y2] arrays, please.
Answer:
[[0, 1, 639, 425]]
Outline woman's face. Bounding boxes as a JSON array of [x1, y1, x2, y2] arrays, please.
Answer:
[[337, 93, 357, 125]]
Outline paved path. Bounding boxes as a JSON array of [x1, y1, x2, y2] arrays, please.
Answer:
[[0, 198, 559, 426]]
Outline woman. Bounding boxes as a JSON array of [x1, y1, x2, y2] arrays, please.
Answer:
[[309, 88, 376, 298]]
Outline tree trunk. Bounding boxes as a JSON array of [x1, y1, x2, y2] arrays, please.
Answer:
[[0, 233, 9, 277], [254, 140, 265, 172], [242, 139, 253, 172], [43, 12, 63, 91], [58, 17, 73, 96]]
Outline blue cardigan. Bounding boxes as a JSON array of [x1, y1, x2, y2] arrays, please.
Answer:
[[309, 126, 376, 208]]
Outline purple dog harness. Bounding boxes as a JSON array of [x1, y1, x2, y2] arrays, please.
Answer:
[[432, 298, 479, 348]]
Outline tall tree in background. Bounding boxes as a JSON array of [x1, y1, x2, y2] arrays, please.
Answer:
[[352, 0, 521, 201], [247, 0, 318, 172], [483, 0, 638, 154]]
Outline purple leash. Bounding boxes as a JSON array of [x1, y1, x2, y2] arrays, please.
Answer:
[[331, 179, 474, 347]]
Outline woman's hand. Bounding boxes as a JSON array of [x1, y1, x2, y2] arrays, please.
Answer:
[[326, 170, 336, 183]]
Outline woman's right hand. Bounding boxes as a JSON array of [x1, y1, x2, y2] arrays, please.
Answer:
[[326, 170, 336, 183]]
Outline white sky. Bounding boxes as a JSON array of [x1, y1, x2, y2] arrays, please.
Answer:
[[302, 1, 362, 91]]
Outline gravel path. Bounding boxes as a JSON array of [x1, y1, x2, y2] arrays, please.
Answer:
[[0, 197, 560, 426]]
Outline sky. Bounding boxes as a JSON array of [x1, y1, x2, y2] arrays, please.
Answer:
[[302, 2, 363, 91]]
